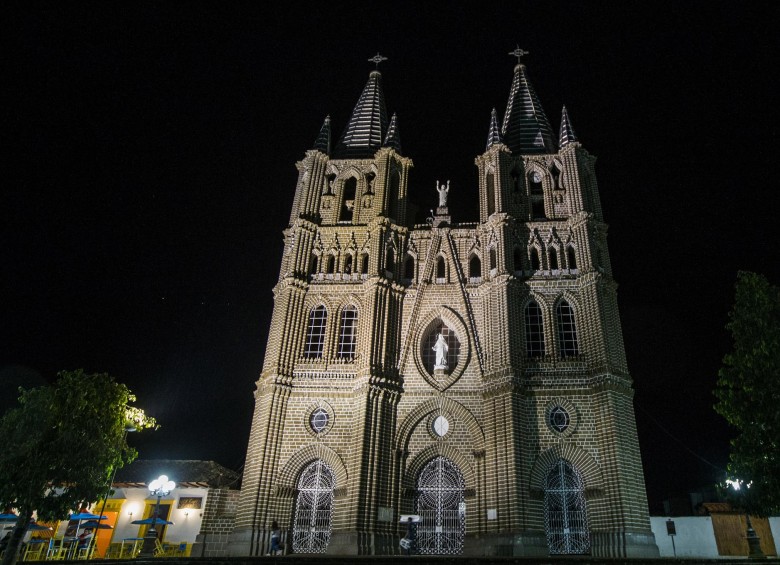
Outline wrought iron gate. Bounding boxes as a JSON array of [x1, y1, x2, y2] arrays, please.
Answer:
[[544, 459, 590, 554], [415, 456, 465, 554], [292, 460, 334, 553]]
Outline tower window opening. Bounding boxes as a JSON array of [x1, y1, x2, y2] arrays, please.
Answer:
[[486, 172, 496, 216], [337, 305, 358, 359], [529, 171, 543, 194], [385, 248, 395, 274], [326, 255, 335, 275], [310, 254, 319, 276], [304, 306, 328, 359], [344, 254, 353, 275], [340, 177, 357, 222], [404, 255, 415, 281], [524, 301, 545, 358], [530, 248, 541, 271], [531, 198, 546, 219], [567, 246, 577, 270], [514, 247, 523, 275], [468, 255, 481, 281], [550, 164, 561, 190], [489, 248, 497, 272], [549, 248, 559, 270], [556, 301, 579, 358], [436, 257, 446, 281], [361, 253, 369, 277]]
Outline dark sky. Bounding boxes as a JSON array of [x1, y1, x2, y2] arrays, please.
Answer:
[[4, 2, 779, 513]]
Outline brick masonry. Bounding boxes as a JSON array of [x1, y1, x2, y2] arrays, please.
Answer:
[[228, 90, 659, 558]]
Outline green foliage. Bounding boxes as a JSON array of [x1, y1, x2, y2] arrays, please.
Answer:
[[0, 370, 155, 565], [714, 271, 780, 516]]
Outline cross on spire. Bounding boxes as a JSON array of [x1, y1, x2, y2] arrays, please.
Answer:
[[508, 45, 529, 65], [368, 53, 388, 69]]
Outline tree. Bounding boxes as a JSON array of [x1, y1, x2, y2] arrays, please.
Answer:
[[0, 370, 155, 565], [714, 271, 780, 516]]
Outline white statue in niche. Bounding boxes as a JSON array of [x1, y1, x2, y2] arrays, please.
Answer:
[[432, 333, 449, 369]]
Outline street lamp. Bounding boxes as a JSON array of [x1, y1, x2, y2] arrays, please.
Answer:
[[139, 475, 175, 557], [726, 479, 763, 559]]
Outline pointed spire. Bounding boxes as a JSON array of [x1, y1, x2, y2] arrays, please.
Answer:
[[334, 58, 389, 159], [559, 105, 578, 148], [313, 115, 331, 155], [486, 108, 502, 149], [383, 112, 402, 153], [501, 49, 556, 154]]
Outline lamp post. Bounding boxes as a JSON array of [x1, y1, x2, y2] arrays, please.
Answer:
[[726, 479, 764, 559], [139, 475, 175, 558]]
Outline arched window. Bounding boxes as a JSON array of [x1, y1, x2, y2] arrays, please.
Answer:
[[404, 255, 415, 280], [337, 306, 358, 359], [486, 172, 496, 216], [549, 248, 559, 270], [530, 248, 540, 271], [340, 177, 357, 222], [360, 253, 369, 275], [468, 255, 481, 280], [293, 460, 335, 553], [556, 301, 579, 357], [524, 301, 545, 358], [309, 254, 319, 276], [511, 170, 521, 193], [489, 248, 497, 271], [326, 255, 335, 275], [544, 460, 589, 554], [513, 247, 523, 274], [532, 199, 546, 219], [436, 257, 446, 280], [567, 246, 577, 270], [529, 170, 543, 194], [344, 254, 353, 275], [304, 306, 327, 359], [385, 248, 395, 273]]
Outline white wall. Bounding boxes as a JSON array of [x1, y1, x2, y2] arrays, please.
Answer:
[[650, 516, 720, 558], [110, 486, 208, 546]]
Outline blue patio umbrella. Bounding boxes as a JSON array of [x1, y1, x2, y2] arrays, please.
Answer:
[[0, 513, 19, 522], [26, 523, 52, 531], [78, 521, 112, 530], [67, 513, 106, 521], [131, 517, 173, 525]]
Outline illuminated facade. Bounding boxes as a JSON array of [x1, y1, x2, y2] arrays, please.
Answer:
[[229, 52, 659, 557]]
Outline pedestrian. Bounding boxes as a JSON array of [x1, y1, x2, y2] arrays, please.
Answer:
[[269, 521, 282, 556]]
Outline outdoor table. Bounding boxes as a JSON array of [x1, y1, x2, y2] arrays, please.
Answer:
[[62, 538, 79, 560], [119, 538, 143, 559]]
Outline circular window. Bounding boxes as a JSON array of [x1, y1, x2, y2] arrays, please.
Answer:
[[310, 408, 329, 433], [432, 415, 450, 437], [548, 406, 570, 433]]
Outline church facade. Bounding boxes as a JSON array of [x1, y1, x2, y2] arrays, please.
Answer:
[[228, 52, 659, 558]]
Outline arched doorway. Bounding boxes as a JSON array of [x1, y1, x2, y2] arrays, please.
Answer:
[[292, 460, 334, 553], [415, 456, 465, 554], [544, 459, 590, 554]]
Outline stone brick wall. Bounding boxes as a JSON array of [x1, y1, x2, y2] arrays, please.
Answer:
[[192, 488, 240, 557]]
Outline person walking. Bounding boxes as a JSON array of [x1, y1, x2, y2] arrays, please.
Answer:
[[268, 521, 282, 556]]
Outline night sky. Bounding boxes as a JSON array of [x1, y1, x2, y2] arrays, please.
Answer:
[[4, 2, 779, 513]]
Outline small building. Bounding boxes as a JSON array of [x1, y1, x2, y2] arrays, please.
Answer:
[[91, 459, 239, 558]]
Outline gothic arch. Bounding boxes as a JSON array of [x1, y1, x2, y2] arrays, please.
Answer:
[[528, 443, 605, 498], [402, 443, 477, 496], [395, 396, 485, 454], [276, 443, 349, 499]]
